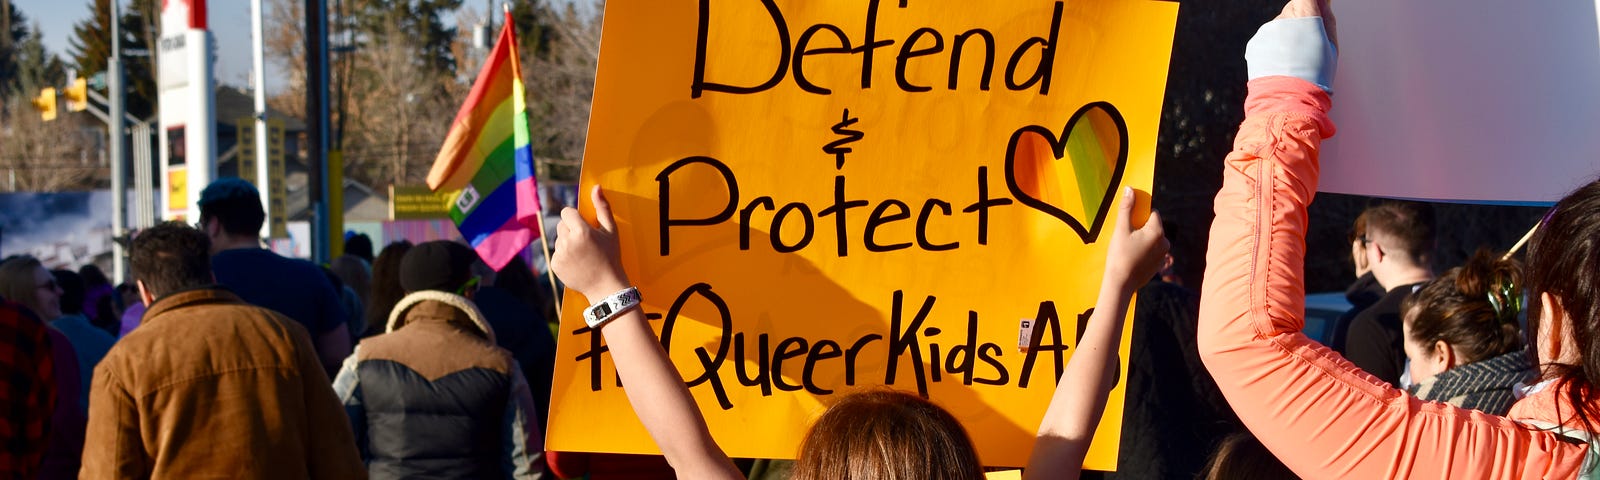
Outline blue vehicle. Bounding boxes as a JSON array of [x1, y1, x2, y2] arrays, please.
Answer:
[[1303, 292, 1354, 344]]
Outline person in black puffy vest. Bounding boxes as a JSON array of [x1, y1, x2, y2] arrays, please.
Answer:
[[332, 240, 546, 479]]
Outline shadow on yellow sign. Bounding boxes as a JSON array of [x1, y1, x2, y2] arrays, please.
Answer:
[[549, 0, 1177, 470]]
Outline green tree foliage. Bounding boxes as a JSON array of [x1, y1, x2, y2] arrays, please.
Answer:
[[506, 0, 556, 60], [66, 0, 113, 82], [66, 0, 158, 119], [11, 23, 66, 99], [0, 4, 29, 97], [517, 0, 599, 173], [348, 0, 463, 75]]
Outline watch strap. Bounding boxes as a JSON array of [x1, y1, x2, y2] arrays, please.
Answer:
[[584, 287, 641, 329]]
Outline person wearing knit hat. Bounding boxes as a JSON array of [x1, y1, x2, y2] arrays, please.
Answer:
[[198, 177, 351, 377], [398, 240, 480, 294], [333, 240, 546, 479]]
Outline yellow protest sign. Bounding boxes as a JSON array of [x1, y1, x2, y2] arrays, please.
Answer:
[[549, 0, 1177, 469]]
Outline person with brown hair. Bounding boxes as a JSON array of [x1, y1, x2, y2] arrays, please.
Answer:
[[550, 185, 1167, 480], [1195, 0, 1600, 476], [1402, 250, 1535, 415], [1344, 200, 1437, 387], [792, 389, 981, 480], [363, 241, 413, 339], [1200, 432, 1299, 480], [81, 222, 364, 479], [1328, 211, 1385, 353], [0, 256, 65, 322]]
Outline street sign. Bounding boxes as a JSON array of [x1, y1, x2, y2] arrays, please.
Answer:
[[235, 117, 287, 238]]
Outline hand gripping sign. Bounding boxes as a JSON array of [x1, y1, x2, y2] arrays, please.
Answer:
[[549, 0, 1177, 469]]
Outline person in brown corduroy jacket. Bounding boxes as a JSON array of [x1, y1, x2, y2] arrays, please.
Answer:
[[80, 222, 365, 479]]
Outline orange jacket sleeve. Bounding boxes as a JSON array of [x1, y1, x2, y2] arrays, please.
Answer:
[[1196, 75, 1588, 479]]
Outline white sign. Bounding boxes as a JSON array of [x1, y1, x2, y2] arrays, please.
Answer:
[[157, 0, 215, 222], [158, 35, 188, 89], [1322, 0, 1600, 204]]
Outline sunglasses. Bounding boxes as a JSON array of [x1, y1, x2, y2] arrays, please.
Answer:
[[36, 279, 57, 291]]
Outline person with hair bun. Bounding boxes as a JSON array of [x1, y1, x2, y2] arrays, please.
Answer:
[[1402, 250, 1536, 415]]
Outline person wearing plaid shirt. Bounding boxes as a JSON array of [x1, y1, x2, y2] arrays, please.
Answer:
[[0, 299, 57, 478]]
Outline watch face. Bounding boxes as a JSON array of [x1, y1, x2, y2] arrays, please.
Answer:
[[593, 303, 613, 318]]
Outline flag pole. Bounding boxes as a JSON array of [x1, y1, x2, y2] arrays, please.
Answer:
[[1502, 220, 1540, 261], [535, 194, 562, 319], [506, 0, 563, 319]]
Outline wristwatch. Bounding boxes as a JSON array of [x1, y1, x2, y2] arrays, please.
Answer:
[[584, 287, 641, 329]]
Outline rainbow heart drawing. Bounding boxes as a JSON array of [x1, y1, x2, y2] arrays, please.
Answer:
[[1004, 102, 1130, 244]]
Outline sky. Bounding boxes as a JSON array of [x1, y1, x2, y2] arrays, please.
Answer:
[[9, 0, 509, 94], [13, 0, 262, 88]]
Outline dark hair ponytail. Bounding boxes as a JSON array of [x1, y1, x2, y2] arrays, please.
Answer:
[[1403, 249, 1525, 365]]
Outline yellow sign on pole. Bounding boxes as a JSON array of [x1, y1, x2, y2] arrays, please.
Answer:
[[166, 166, 187, 220], [390, 185, 458, 220], [548, 0, 1178, 469], [236, 118, 289, 238]]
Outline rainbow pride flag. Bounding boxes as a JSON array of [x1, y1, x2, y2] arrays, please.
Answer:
[[427, 11, 541, 270]]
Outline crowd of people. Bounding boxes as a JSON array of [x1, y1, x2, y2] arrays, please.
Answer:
[[3, 0, 1600, 478], [0, 176, 563, 479]]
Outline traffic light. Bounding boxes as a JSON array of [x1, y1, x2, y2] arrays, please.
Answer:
[[32, 87, 57, 121], [64, 78, 88, 112]]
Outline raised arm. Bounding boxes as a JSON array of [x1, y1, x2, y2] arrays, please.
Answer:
[[1194, 2, 1586, 478], [550, 186, 744, 480], [1025, 187, 1168, 480]]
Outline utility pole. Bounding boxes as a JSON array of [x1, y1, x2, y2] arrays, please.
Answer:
[[251, 0, 271, 239], [109, 0, 128, 284], [305, 0, 331, 263]]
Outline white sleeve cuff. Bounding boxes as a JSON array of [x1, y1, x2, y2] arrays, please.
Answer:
[[1246, 17, 1338, 93]]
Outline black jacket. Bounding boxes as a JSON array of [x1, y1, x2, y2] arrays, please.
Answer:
[[472, 286, 557, 427], [333, 291, 545, 479], [1344, 283, 1425, 388]]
